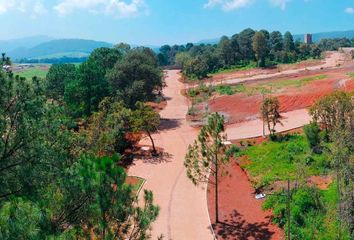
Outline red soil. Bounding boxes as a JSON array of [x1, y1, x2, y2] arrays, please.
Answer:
[[209, 67, 354, 124], [211, 60, 324, 83], [208, 161, 284, 240], [307, 176, 333, 190]]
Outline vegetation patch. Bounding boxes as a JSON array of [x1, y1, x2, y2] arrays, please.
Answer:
[[347, 72, 354, 78], [15, 66, 49, 79], [238, 134, 330, 188], [262, 183, 348, 239], [215, 84, 247, 95], [208, 62, 257, 76], [261, 75, 327, 89], [187, 83, 214, 104], [126, 176, 145, 195]]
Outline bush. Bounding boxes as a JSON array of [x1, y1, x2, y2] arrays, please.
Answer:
[[303, 123, 321, 152], [264, 187, 325, 239], [216, 85, 234, 95]]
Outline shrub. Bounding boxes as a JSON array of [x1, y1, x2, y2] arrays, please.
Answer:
[[304, 123, 321, 153]]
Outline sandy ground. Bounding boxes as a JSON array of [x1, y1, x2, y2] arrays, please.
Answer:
[[225, 109, 311, 140], [128, 70, 214, 240]]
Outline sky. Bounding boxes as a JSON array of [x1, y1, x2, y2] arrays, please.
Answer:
[[0, 0, 353, 45]]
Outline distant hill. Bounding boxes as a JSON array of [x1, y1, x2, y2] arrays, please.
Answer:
[[8, 39, 113, 61], [294, 30, 354, 42], [0, 35, 54, 53], [198, 30, 354, 45]]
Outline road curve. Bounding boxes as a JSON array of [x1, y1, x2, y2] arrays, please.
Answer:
[[129, 70, 314, 240], [129, 70, 215, 240]]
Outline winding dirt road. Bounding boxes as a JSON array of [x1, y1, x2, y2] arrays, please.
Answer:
[[129, 70, 214, 240], [129, 63, 331, 239]]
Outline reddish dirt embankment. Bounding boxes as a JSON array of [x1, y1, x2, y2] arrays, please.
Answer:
[[209, 66, 354, 124], [208, 162, 284, 240]]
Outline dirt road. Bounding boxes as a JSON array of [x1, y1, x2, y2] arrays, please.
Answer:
[[129, 70, 214, 240], [225, 109, 311, 140], [129, 70, 314, 239], [188, 51, 347, 89]]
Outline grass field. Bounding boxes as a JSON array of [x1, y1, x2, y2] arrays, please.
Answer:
[[238, 134, 330, 188], [261, 75, 327, 89], [208, 62, 257, 77], [15, 67, 49, 79], [212, 75, 327, 97], [348, 72, 354, 78]]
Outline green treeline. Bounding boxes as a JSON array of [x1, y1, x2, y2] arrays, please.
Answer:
[[0, 46, 163, 239], [157, 28, 354, 79]]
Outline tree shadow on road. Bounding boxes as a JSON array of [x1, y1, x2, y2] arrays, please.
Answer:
[[158, 118, 182, 131], [132, 151, 174, 165], [212, 210, 276, 240]]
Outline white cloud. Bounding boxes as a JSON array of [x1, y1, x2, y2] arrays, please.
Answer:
[[54, 0, 147, 18], [204, 0, 252, 11], [0, 0, 47, 17], [345, 7, 354, 14], [0, 0, 15, 14], [269, 0, 290, 10], [204, 0, 296, 11]]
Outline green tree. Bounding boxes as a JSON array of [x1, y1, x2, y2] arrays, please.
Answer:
[[218, 36, 233, 67], [184, 113, 232, 223], [330, 124, 354, 239], [284, 31, 295, 52], [64, 59, 109, 118], [175, 52, 192, 69], [132, 102, 161, 156], [0, 198, 42, 240], [270, 31, 283, 53], [184, 56, 209, 79], [158, 45, 172, 66], [303, 123, 321, 153], [230, 34, 241, 64], [309, 92, 352, 134], [1, 53, 11, 66], [252, 32, 269, 67], [115, 42, 131, 55], [237, 28, 256, 61], [46, 63, 76, 100], [78, 97, 135, 156], [107, 48, 163, 108], [58, 154, 159, 239], [88, 47, 123, 71], [261, 96, 282, 138]]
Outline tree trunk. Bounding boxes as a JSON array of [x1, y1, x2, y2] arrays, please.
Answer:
[[215, 153, 219, 223], [147, 131, 157, 156]]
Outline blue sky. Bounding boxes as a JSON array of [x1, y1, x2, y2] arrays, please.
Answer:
[[0, 0, 353, 45]]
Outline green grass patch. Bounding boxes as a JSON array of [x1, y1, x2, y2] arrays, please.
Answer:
[[15, 67, 49, 79], [187, 83, 214, 104], [263, 183, 350, 239], [239, 134, 330, 188], [263, 183, 349, 239], [208, 62, 257, 76], [215, 84, 247, 95], [347, 72, 354, 78], [262, 75, 327, 89]]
